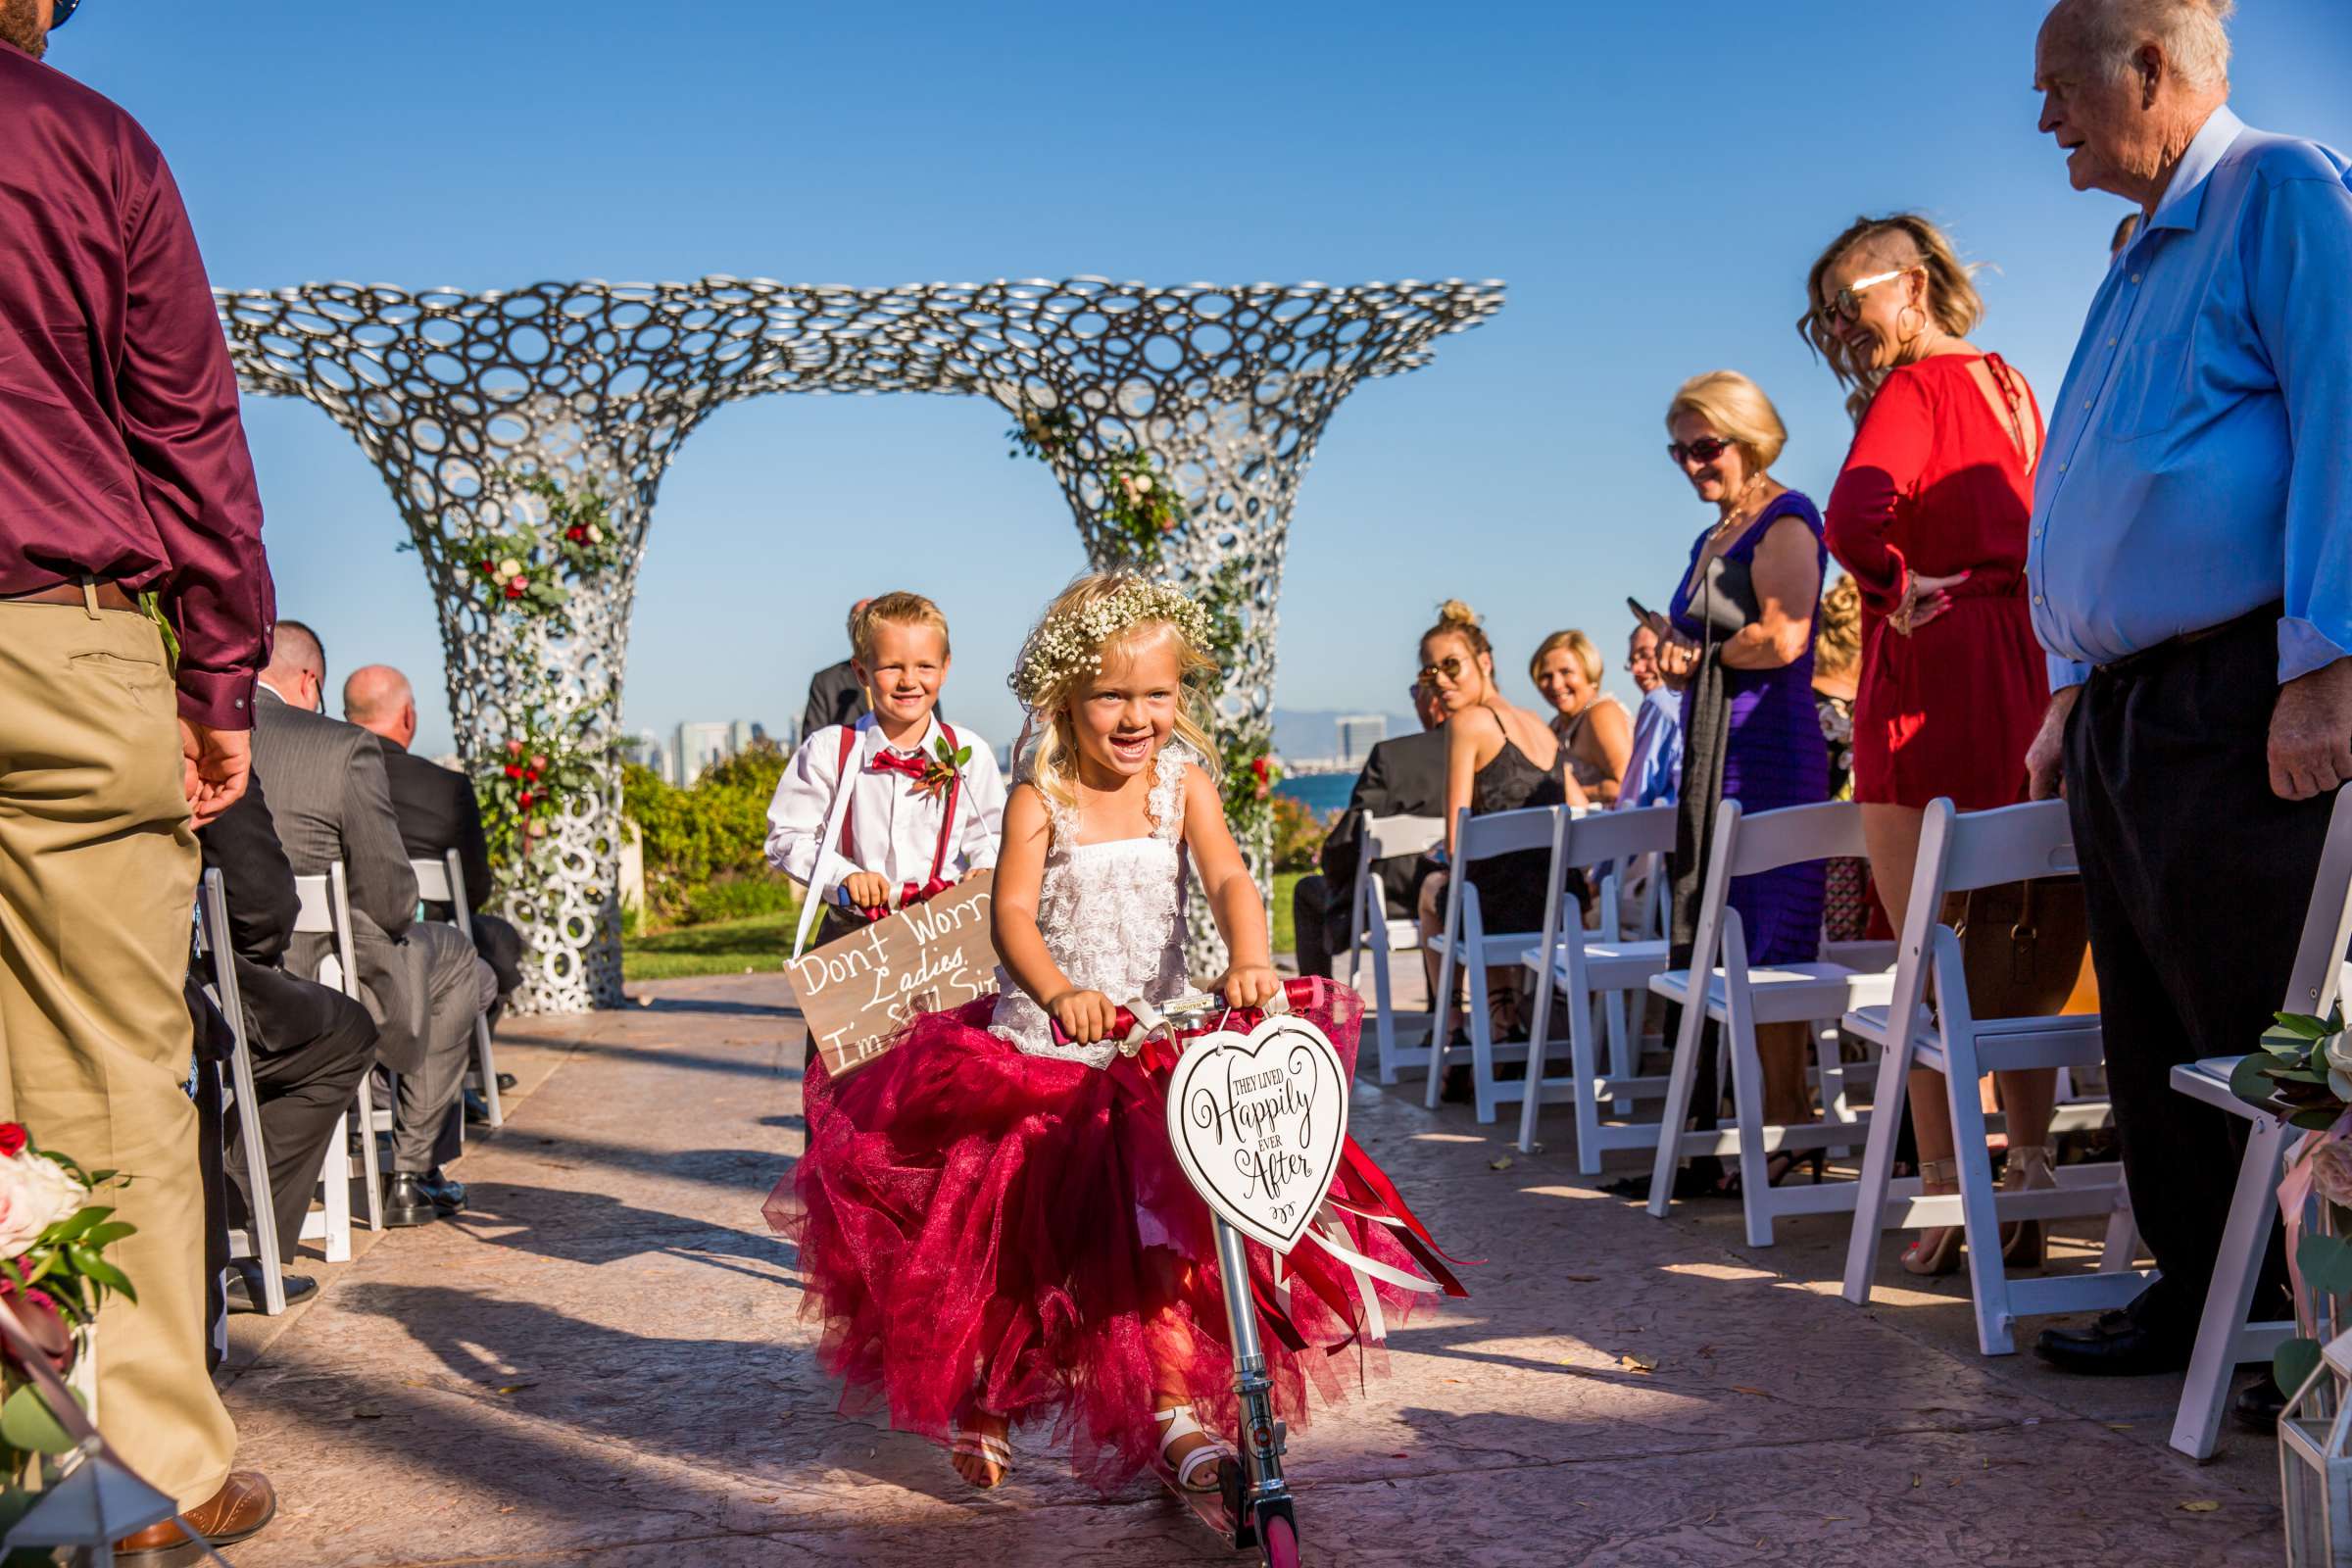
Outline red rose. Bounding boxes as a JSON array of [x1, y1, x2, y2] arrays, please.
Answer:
[[504, 763, 523, 780], [505, 580, 526, 600], [565, 525, 586, 542], [507, 740, 525, 756], [524, 768, 540, 783], [1250, 757, 1269, 780], [0, 1124, 24, 1158], [0, 1286, 74, 1376], [531, 755, 548, 771], [517, 792, 535, 809]]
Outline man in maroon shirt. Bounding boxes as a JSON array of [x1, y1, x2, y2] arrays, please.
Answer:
[[0, 1, 277, 1555]]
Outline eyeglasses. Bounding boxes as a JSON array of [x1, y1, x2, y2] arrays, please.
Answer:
[[1417, 655, 1466, 686], [1666, 435, 1736, 466], [1818, 267, 1914, 325], [50, 0, 81, 26]]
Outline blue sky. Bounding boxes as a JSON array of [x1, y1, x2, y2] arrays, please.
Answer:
[[54, 0, 2352, 758]]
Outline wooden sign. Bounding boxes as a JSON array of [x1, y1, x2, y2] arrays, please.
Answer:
[[786, 870, 1000, 1077], [1164, 1013, 1349, 1253]]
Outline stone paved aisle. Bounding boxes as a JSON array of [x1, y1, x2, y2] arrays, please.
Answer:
[[215, 974, 2282, 1567]]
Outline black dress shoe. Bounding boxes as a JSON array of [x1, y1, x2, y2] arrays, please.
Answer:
[[463, 1088, 493, 1124], [382, 1173, 443, 1227], [418, 1167, 466, 1213], [2033, 1310, 2193, 1376], [224, 1266, 318, 1314], [2233, 1372, 2289, 1434], [496, 1071, 517, 1092]]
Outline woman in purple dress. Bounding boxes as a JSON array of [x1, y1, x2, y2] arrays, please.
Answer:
[[1650, 370, 1831, 1189]]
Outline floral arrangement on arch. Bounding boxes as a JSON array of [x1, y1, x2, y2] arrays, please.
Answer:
[[459, 473, 624, 618], [0, 1122, 138, 1483], [1004, 402, 1192, 564], [477, 722, 602, 871]]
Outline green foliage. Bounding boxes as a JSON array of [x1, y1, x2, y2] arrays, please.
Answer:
[[623, 908, 798, 982], [2231, 1004, 2350, 1127], [623, 745, 794, 929], [478, 723, 602, 874], [2278, 1334, 2325, 1398], [1271, 792, 1329, 873]]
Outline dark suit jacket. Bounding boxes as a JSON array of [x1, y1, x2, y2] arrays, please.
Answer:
[[197, 773, 371, 1056], [249, 687, 429, 1071], [380, 743, 494, 912], [1318, 727, 1449, 919], [801, 659, 867, 741]]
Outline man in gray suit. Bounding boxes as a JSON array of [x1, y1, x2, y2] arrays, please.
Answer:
[[248, 621, 492, 1226]]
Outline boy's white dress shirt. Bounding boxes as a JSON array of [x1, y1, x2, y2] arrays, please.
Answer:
[[764, 712, 1005, 904]]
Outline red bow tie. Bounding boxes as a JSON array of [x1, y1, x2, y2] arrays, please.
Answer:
[[866, 750, 928, 781]]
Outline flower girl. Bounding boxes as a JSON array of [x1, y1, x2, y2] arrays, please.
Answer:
[[768, 572, 1450, 1496]]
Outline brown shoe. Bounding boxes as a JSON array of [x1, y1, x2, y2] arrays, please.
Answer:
[[116, 1470, 276, 1564]]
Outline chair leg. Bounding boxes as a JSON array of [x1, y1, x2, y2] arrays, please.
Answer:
[[1942, 1031, 2015, 1355], [1840, 1025, 1915, 1305], [1465, 954, 1496, 1125], [2170, 1115, 2290, 1458], [1646, 985, 1709, 1220], [1724, 1000, 1775, 1249], [1516, 951, 1559, 1155], [357, 1075, 384, 1233], [224, 1060, 287, 1314], [1423, 925, 1460, 1112], [322, 1109, 353, 1264], [1568, 977, 1606, 1175], [1372, 942, 1399, 1087], [473, 1013, 505, 1128]]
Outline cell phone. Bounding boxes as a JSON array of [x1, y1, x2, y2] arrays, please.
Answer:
[[1627, 596, 1658, 625]]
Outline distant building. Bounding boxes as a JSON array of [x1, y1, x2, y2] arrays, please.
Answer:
[[1336, 713, 1388, 771], [673, 720, 733, 785], [729, 719, 758, 756]]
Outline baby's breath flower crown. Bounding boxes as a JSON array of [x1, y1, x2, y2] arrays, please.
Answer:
[[1007, 580, 1214, 710]]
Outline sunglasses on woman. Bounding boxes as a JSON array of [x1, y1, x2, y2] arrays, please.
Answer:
[[1666, 435, 1736, 466], [50, 0, 80, 25], [1417, 655, 1466, 686], [1818, 267, 1913, 324]]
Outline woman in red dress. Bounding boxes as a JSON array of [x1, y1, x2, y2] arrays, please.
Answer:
[[1806, 214, 2055, 1276]]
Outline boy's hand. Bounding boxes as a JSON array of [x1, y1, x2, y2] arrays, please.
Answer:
[[1217, 964, 1284, 1011], [1048, 989, 1118, 1045], [843, 871, 894, 911]]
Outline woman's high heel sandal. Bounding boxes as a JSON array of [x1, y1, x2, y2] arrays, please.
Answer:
[[1153, 1404, 1234, 1494], [1901, 1157, 1964, 1277], [949, 1422, 1012, 1489], [2001, 1144, 2058, 1268]]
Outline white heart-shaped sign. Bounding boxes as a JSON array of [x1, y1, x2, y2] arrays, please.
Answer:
[[1163, 1014, 1349, 1254]]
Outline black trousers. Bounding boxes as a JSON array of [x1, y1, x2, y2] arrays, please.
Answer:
[[2065, 609, 2317, 1340], [225, 988, 377, 1264], [1289, 873, 1354, 982]]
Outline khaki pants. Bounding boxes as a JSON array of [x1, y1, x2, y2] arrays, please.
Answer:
[[0, 600, 236, 1509]]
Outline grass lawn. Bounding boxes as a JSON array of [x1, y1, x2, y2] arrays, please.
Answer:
[[622, 870, 1311, 984]]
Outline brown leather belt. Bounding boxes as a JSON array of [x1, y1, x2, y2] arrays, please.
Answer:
[[1, 578, 137, 612]]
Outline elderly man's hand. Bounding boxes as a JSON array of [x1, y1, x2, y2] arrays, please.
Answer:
[[2025, 687, 2080, 802], [179, 719, 251, 828], [2270, 659, 2352, 801]]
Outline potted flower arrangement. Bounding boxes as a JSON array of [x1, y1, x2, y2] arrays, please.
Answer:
[[0, 1123, 137, 1504]]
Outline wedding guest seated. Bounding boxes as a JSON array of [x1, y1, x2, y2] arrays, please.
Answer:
[[342, 664, 528, 1028], [1616, 621, 1684, 810], [1291, 679, 1449, 979], [249, 621, 497, 1228], [1532, 629, 1632, 807], [197, 773, 376, 1310]]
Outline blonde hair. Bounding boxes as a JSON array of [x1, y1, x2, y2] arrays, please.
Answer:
[[1530, 629, 1602, 688], [853, 591, 951, 664], [1665, 371, 1787, 472], [1800, 214, 1987, 423], [2056, 0, 2233, 93], [1816, 574, 1863, 681], [1012, 572, 1221, 815]]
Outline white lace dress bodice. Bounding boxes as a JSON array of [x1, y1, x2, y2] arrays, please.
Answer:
[[988, 743, 1195, 1069]]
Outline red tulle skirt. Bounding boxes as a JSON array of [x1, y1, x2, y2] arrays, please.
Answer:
[[764, 982, 1431, 1494]]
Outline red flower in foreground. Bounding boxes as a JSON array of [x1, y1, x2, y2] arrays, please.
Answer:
[[523, 768, 540, 783], [0, 1286, 74, 1375], [517, 792, 536, 809], [504, 579, 527, 600], [0, 1124, 24, 1158], [504, 763, 524, 780], [564, 525, 587, 542]]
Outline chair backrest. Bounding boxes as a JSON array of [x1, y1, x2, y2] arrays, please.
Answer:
[[1561, 804, 1675, 870], [1724, 799, 1867, 879], [196, 868, 246, 1033], [410, 856, 454, 905], [1364, 812, 1445, 864], [1455, 804, 1564, 866], [2283, 790, 2352, 1018], [1884, 798, 2081, 1034], [291, 862, 363, 1002]]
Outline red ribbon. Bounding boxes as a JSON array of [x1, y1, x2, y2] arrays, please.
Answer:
[[865, 751, 929, 781]]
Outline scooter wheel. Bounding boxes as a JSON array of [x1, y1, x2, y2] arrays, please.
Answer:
[[1259, 1509, 1299, 1568]]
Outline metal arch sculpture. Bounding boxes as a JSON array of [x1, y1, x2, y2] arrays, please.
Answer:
[[214, 274, 1505, 1011]]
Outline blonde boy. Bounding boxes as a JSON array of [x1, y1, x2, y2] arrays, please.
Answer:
[[766, 593, 1005, 959]]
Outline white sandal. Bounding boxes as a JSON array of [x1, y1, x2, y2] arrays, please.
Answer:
[[949, 1422, 1012, 1488], [1153, 1404, 1233, 1494]]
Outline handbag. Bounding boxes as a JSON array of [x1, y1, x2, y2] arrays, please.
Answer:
[[1958, 876, 2091, 1020]]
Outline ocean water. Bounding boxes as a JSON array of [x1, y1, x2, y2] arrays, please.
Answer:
[[1275, 771, 1354, 818]]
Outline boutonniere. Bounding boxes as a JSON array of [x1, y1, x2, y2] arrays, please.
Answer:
[[917, 736, 972, 801]]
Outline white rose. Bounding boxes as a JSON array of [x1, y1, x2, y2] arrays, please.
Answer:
[[585, 526, 601, 544], [497, 558, 524, 579], [0, 1152, 87, 1260]]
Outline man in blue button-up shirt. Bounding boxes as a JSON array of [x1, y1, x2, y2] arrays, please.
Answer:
[[2024, 0, 2345, 1388]]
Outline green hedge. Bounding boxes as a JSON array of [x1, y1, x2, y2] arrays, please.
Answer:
[[624, 745, 799, 930]]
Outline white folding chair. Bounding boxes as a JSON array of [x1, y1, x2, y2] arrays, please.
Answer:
[[293, 864, 381, 1247], [1514, 806, 1676, 1161], [411, 851, 504, 1129], [196, 870, 287, 1315], [1645, 800, 1899, 1246], [1839, 799, 2139, 1354], [1346, 812, 1446, 1086], [1422, 805, 1570, 1123], [2169, 789, 2352, 1457]]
